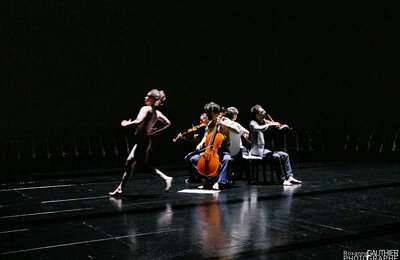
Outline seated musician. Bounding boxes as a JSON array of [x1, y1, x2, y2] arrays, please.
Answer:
[[224, 107, 249, 157], [249, 104, 302, 186], [189, 102, 240, 190], [174, 113, 209, 143], [224, 107, 249, 178], [173, 113, 209, 184]]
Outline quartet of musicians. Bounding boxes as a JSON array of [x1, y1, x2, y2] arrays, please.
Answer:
[[176, 102, 302, 190]]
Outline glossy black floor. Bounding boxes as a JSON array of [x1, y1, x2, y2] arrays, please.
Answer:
[[1, 159, 399, 259]]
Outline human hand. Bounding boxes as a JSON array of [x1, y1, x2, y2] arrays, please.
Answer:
[[121, 120, 131, 127], [196, 143, 203, 151], [148, 128, 156, 135], [279, 124, 289, 130]]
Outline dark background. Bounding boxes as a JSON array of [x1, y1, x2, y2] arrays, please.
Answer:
[[1, 1, 399, 158]]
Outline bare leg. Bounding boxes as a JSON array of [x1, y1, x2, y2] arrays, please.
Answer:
[[146, 168, 173, 191], [109, 161, 136, 196], [138, 140, 173, 191]]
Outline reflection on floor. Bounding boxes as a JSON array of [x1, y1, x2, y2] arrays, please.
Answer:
[[1, 160, 399, 259]]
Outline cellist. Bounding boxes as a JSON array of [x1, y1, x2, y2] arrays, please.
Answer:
[[189, 102, 240, 190]]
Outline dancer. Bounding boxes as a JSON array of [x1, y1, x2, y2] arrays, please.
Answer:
[[109, 89, 173, 196]]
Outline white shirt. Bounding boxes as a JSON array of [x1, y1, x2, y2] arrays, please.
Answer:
[[228, 121, 249, 156]]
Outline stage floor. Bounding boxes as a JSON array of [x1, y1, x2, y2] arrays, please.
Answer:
[[1, 160, 399, 259]]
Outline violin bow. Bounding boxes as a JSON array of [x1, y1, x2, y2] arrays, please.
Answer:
[[267, 114, 274, 122], [268, 113, 292, 130], [183, 145, 212, 160]]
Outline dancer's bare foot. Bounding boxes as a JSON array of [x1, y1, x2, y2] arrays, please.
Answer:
[[109, 187, 123, 196], [165, 177, 173, 191]]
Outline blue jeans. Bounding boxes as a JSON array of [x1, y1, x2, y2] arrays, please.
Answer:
[[263, 150, 293, 181], [189, 152, 231, 184]]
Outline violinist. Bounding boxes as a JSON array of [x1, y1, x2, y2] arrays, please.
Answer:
[[249, 104, 301, 186], [176, 113, 209, 184], [174, 113, 208, 143], [189, 102, 240, 190]]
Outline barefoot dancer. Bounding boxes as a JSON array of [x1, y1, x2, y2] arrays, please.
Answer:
[[109, 89, 173, 196]]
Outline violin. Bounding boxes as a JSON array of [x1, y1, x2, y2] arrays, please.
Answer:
[[197, 110, 226, 177], [265, 114, 292, 130], [264, 119, 275, 125], [173, 123, 207, 142]]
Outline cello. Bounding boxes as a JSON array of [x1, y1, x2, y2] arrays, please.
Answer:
[[197, 111, 226, 177]]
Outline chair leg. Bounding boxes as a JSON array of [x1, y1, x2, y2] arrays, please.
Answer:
[[255, 164, 259, 183], [262, 162, 267, 182], [270, 163, 274, 183], [229, 168, 235, 185], [252, 164, 258, 184], [246, 160, 251, 184]]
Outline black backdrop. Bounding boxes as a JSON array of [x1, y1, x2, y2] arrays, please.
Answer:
[[2, 1, 399, 160]]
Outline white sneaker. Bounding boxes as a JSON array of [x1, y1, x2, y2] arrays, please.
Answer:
[[283, 180, 292, 186], [289, 177, 302, 184]]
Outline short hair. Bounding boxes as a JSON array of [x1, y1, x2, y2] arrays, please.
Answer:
[[225, 107, 239, 120], [200, 113, 208, 121], [148, 89, 166, 107], [204, 102, 220, 113], [251, 104, 262, 119]]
